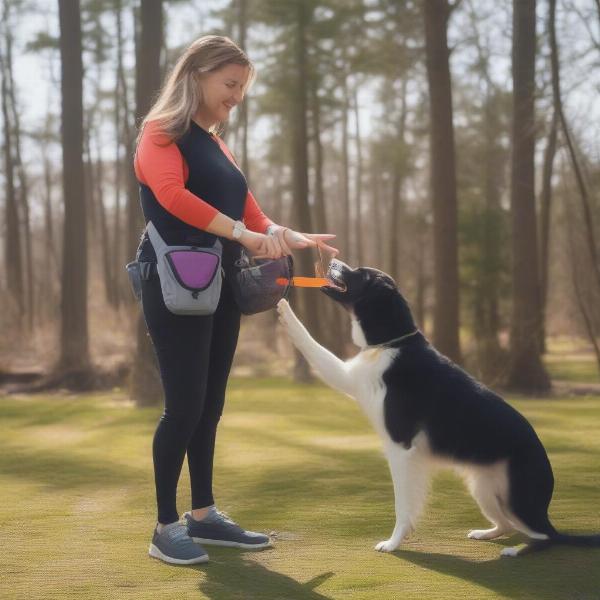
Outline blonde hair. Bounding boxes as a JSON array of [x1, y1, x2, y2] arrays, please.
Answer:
[[137, 35, 255, 145]]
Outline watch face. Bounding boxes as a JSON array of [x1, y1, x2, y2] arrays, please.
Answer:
[[233, 223, 244, 239]]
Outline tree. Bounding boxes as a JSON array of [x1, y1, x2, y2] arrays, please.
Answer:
[[0, 0, 25, 327], [506, 0, 550, 392], [57, 0, 91, 378], [548, 0, 600, 292], [130, 0, 163, 406], [290, 0, 319, 381], [424, 0, 461, 363]]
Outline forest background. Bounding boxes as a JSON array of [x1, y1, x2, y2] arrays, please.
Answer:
[[1, 0, 599, 402]]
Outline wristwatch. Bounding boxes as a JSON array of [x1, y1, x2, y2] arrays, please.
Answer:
[[232, 220, 246, 240]]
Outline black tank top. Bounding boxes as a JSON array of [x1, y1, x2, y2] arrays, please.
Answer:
[[137, 121, 247, 263]]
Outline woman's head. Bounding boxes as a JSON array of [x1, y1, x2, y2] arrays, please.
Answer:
[[139, 35, 255, 143]]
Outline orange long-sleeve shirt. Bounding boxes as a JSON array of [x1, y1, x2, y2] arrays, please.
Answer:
[[134, 120, 273, 233]]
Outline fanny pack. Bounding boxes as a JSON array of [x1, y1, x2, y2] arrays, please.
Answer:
[[228, 249, 293, 315], [132, 221, 223, 316]]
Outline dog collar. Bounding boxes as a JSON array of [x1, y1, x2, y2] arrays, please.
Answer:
[[367, 329, 420, 349]]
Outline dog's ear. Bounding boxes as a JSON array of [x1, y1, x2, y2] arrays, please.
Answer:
[[354, 286, 416, 345]]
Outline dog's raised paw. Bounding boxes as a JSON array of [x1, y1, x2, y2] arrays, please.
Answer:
[[375, 540, 398, 553]]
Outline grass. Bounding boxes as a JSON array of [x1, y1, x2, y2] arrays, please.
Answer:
[[544, 337, 600, 384], [1, 378, 600, 599]]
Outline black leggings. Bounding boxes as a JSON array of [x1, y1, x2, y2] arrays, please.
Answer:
[[141, 273, 241, 525]]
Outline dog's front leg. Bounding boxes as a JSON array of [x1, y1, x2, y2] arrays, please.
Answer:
[[375, 444, 429, 552], [277, 299, 354, 397]]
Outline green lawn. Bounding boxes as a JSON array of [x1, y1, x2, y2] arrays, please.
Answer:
[[1, 379, 600, 599]]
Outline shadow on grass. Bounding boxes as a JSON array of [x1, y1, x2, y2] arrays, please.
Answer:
[[192, 549, 334, 600], [395, 547, 600, 600], [0, 441, 146, 489]]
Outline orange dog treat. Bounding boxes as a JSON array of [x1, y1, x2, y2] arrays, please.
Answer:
[[276, 277, 329, 288]]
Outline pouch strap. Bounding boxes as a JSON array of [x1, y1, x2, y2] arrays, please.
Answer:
[[146, 221, 167, 254], [139, 261, 156, 280]]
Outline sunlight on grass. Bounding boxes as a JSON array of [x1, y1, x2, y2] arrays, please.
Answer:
[[544, 337, 600, 383], [1, 381, 599, 599]]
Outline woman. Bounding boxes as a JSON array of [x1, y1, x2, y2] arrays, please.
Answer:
[[134, 35, 336, 565]]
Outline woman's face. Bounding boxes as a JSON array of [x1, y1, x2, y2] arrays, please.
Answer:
[[196, 63, 250, 127]]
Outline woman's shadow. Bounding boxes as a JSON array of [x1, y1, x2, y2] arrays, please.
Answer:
[[190, 548, 334, 600]]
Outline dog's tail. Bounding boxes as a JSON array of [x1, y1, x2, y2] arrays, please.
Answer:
[[550, 532, 600, 547]]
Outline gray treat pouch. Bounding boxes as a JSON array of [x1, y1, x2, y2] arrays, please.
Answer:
[[146, 221, 222, 316]]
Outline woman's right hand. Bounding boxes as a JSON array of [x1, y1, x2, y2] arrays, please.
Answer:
[[239, 229, 283, 260]]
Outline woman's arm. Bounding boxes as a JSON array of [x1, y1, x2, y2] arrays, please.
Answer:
[[135, 123, 278, 255], [135, 121, 222, 231]]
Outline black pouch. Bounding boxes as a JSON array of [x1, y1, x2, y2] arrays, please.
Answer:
[[228, 250, 293, 315]]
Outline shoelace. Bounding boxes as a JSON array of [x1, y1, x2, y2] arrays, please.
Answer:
[[165, 524, 190, 542], [214, 510, 236, 526]]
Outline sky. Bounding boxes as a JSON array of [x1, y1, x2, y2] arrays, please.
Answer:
[[6, 0, 600, 221]]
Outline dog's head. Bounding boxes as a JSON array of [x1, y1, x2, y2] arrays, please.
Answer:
[[321, 259, 417, 348]]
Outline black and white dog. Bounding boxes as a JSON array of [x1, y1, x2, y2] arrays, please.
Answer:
[[277, 260, 600, 557]]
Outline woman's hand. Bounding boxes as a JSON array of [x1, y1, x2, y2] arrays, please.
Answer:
[[270, 226, 338, 257], [299, 232, 339, 256], [239, 229, 283, 259]]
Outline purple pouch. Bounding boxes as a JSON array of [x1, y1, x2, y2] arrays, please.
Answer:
[[147, 220, 223, 315], [167, 250, 220, 291]]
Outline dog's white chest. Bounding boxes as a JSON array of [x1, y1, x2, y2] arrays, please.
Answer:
[[347, 347, 398, 437]]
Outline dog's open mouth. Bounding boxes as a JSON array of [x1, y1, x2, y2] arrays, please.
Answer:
[[323, 260, 347, 292]]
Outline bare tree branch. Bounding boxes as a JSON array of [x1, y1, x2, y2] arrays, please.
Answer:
[[549, 0, 600, 291]]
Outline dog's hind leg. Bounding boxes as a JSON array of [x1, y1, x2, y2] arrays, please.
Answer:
[[464, 462, 514, 541], [500, 448, 557, 557], [375, 443, 429, 553]]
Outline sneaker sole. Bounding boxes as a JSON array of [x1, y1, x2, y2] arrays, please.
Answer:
[[148, 543, 209, 565], [190, 537, 272, 550]]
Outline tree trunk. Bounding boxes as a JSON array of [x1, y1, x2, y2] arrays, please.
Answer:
[[424, 0, 461, 364], [341, 68, 351, 261], [539, 108, 558, 353], [566, 204, 600, 373], [113, 58, 123, 310], [506, 0, 550, 392], [388, 77, 407, 284], [92, 132, 116, 307], [291, 0, 318, 381], [130, 0, 163, 406], [310, 74, 345, 356], [237, 0, 249, 176], [467, 3, 505, 380], [1, 37, 24, 325], [352, 83, 363, 266], [4, 8, 33, 331], [58, 0, 91, 374], [1, 1, 25, 327]]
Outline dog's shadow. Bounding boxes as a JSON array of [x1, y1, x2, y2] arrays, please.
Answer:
[[188, 548, 334, 600], [393, 542, 600, 600]]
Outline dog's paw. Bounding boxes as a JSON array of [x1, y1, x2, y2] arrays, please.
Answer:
[[277, 299, 303, 338], [500, 546, 520, 558], [276, 298, 290, 313], [468, 528, 498, 540], [374, 539, 399, 553], [276, 299, 293, 325]]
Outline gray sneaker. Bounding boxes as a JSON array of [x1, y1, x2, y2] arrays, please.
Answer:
[[149, 521, 209, 565], [184, 508, 271, 549]]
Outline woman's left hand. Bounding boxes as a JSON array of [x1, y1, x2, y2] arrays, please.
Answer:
[[299, 232, 339, 256], [270, 226, 338, 256]]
